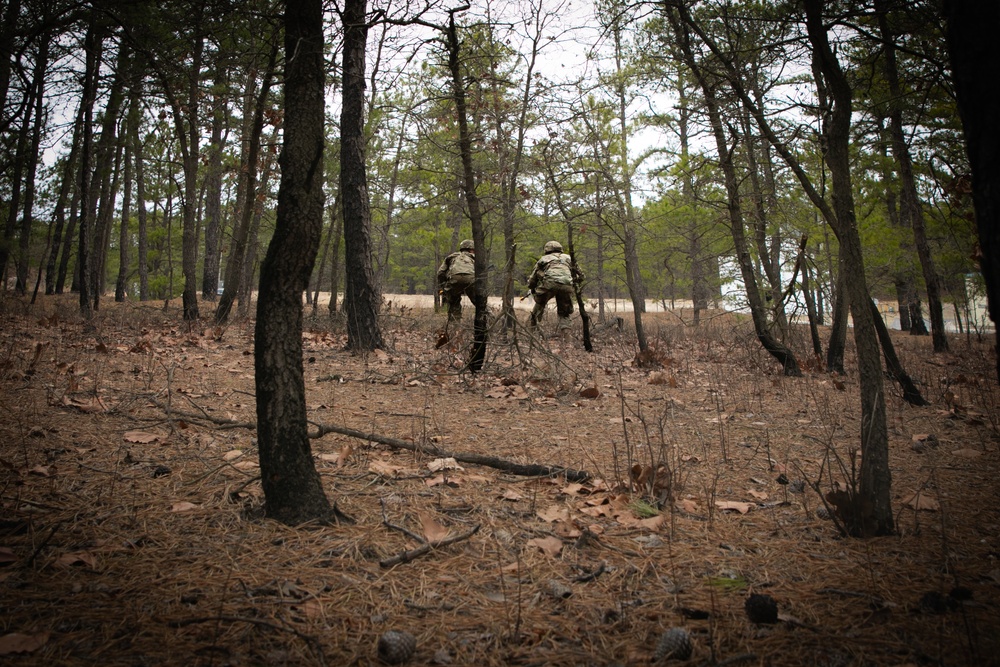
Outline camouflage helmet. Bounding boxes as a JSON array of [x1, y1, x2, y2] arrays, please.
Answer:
[[459, 239, 475, 251], [543, 240, 563, 254]]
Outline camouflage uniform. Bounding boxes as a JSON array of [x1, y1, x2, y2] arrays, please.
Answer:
[[528, 241, 583, 330], [437, 240, 476, 322]]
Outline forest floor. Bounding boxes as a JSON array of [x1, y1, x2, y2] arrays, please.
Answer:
[[1, 293, 998, 667]]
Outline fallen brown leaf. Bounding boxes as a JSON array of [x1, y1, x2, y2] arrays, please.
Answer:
[[637, 515, 666, 530], [0, 631, 49, 655], [903, 491, 940, 511], [56, 551, 97, 569], [526, 535, 563, 558], [715, 500, 752, 514], [537, 504, 570, 523], [951, 448, 982, 459], [417, 510, 451, 542], [170, 501, 200, 513]]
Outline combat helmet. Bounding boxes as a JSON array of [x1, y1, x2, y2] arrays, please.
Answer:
[[459, 239, 475, 251], [543, 240, 563, 254]]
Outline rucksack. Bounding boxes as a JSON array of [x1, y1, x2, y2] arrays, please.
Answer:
[[450, 251, 475, 276], [542, 254, 573, 286]]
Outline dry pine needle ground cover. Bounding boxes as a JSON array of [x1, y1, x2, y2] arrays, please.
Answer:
[[1, 293, 999, 667]]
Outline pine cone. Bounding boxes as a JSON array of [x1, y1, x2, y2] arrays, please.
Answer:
[[653, 627, 692, 662], [377, 630, 416, 664], [745, 593, 779, 624]]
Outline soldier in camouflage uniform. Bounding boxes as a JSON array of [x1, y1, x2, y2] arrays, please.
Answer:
[[437, 239, 476, 322], [527, 240, 583, 330]]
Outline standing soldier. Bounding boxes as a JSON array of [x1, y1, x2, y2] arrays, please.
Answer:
[[437, 239, 476, 322], [527, 240, 583, 331]]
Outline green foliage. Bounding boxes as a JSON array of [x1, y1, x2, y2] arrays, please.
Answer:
[[1, 0, 974, 330], [706, 574, 749, 592], [629, 497, 660, 519]]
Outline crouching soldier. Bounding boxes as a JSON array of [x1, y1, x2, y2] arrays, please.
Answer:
[[528, 240, 583, 331], [437, 239, 476, 322]]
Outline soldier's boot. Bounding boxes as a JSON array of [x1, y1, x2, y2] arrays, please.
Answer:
[[557, 316, 572, 343]]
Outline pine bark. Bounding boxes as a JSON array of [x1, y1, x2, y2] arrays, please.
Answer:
[[202, 60, 228, 301], [946, 0, 1000, 383], [876, 0, 947, 351], [445, 10, 489, 371], [254, 0, 333, 525], [805, 0, 892, 536], [116, 91, 140, 302], [134, 110, 149, 301], [216, 41, 279, 324], [15, 30, 49, 294], [47, 110, 82, 294], [77, 21, 103, 319], [340, 0, 384, 351]]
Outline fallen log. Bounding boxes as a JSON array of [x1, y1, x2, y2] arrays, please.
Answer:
[[310, 421, 591, 483], [142, 399, 592, 483]]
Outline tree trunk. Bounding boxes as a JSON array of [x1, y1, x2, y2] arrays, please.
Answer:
[[180, 34, 203, 321], [56, 187, 80, 295], [0, 0, 22, 139], [542, 142, 592, 352], [894, 279, 912, 332], [491, 5, 542, 334], [88, 42, 129, 310], [826, 254, 848, 374], [15, 30, 49, 294], [340, 0, 384, 351], [0, 65, 29, 288], [238, 153, 275, 317], [741, 105, 788, 333], [671, 3, 922, 411], [372, 121, 404, 298], [77, 20, 103, 320], [594, 173, 606, 320], [677, 81, 707, 326], [116, 91, 140, 302], [311, 205, 334, 315], [202, 60, 228, 301], [254, 0, 334, 525], [216, 40, 279, 324], [611, 21, 649, 344], [92, 139, 124, 310], [947, 0, 999, 384], [876, 0, 948, 352], [868, 300, 929, 406], [805, 0, 892, 536], [154, 17, 206, 320], [328, 196, 343, 314], [672, 12, 801, 376], [134, 110, 150, 301], [802, 259, 823, 357], [47, 107, 83, 294], [876, 115, 916, 334], [445, 10, 489, 371], [163, 182, 175, 301]]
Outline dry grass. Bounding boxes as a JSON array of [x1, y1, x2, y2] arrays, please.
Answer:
[[1, 292, 998, 666]]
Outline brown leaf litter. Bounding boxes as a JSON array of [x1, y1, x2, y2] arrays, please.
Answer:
[[1, 295, 998, 666]]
